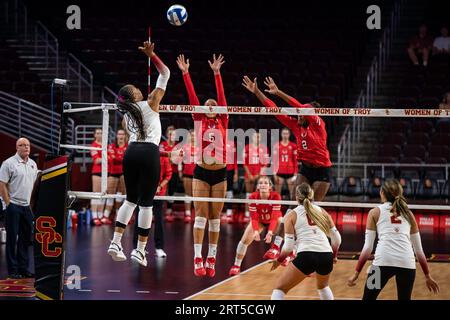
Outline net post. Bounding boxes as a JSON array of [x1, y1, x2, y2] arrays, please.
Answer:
[[101, 104, 109, 194]]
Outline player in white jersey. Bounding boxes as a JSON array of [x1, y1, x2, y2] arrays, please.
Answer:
[[347, 179, 439, 300], [271, 183, 341, 300], [107, 41, 170, 267]]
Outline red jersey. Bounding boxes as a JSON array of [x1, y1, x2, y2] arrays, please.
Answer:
[[159, 140, 179, 172], [157, 155, 173, 196], [183, 72, 228, 164], [90, 141, 102, 174], [108, 143, 128, 175], [265, 97, 332, 167], [249, 191, 282, 233], [226, 141, 238, 172], [182, 143, 197, 176], [244, 143, 270, 177], [273, 141, 298, 175]]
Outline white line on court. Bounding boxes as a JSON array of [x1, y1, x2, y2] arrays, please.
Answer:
[[78, 289, 92, 292], [200, 292, 360, 300], [183, 261, 269, 300], [107, 289, 121, 293], [165, 291, 179, 294], [136, 290, 150, 294]]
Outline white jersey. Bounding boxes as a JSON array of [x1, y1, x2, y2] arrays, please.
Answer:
[[125, 101, 161, 145], [373, 202, 416, 269], [292, 205, 332, 253]]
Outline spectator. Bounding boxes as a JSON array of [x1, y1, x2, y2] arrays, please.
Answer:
[[432, 25, 450, 55], [439, 92, 450, 110], [0, 138, 39, 279], [407, 24, 434, 67]]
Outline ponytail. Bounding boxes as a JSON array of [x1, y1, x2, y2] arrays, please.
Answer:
[[391, 194, 414, 226], [382, 179, 415, 226], [302, 198, 331, 235], [296, 183, 331, 234]]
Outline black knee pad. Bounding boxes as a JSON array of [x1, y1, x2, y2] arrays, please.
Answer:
[[137, 227, 150, 238]]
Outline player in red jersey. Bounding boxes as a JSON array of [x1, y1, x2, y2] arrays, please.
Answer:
[[261, 77, 332, 199], [90, 128, 105, 226], [103, 129, 128, 224], [244, 132, 270, 222], [177, 53, 228, 277], [273, 128, 298, 199], [179, 130, 197, 223], [243, 76, 332, 199], [229, 176, 283, 275], [243, 76, 332, 261], [159, 127, 178, 222]]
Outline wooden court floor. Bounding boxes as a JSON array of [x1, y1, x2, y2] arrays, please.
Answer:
[[187, 260, 449, 300]]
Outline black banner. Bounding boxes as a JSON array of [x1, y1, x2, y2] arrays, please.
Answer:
[[33, 155, 70, 300]]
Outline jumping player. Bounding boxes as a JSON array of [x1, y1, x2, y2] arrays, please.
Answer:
[[347, 179, 439, 300], [229, 176, 282, 275], [271, 183, 341, 300], [107, 41, 170, 267], [243, 76, 332, 260], [176, 53, 228, 277]]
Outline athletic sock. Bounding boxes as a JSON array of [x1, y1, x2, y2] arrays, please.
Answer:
[[137, 240, 146, 253], [234, 257, 243, 267], [112, 232, 122, 245], [208, 244, 217, 258], [318, 286, 334, 300], [273, 236, 283, 247], [194, 244, 202, 258], [271, 289, 285, 300]]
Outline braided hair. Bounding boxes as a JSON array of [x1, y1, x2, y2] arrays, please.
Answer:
[[116, 85, 146, 141]]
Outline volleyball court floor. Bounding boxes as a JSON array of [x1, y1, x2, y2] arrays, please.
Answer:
[[0, 218, 448, 300]]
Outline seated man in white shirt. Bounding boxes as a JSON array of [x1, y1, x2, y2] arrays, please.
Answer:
[[433, 25, 450, 55]]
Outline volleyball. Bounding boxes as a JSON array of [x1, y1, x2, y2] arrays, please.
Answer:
[[167, 4, 188, 26]]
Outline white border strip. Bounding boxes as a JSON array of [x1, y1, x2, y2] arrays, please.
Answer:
[[183, 261, 269, 300], [67, 191, 450, 211], [41, 162, 67, 174], [60, 144, 101, 151], [62, 102, 450, 118]]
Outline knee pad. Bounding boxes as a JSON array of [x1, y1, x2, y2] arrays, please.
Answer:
[[116, 200, 137, 225], [208, 219, 220, 233], [138, 206, 153, 229], [226, 191, 233, 199], [115, 192, 124, 203], [106, 198, 115, 207], [236, 241, 248, 256], [194, 216, 207, 229]]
